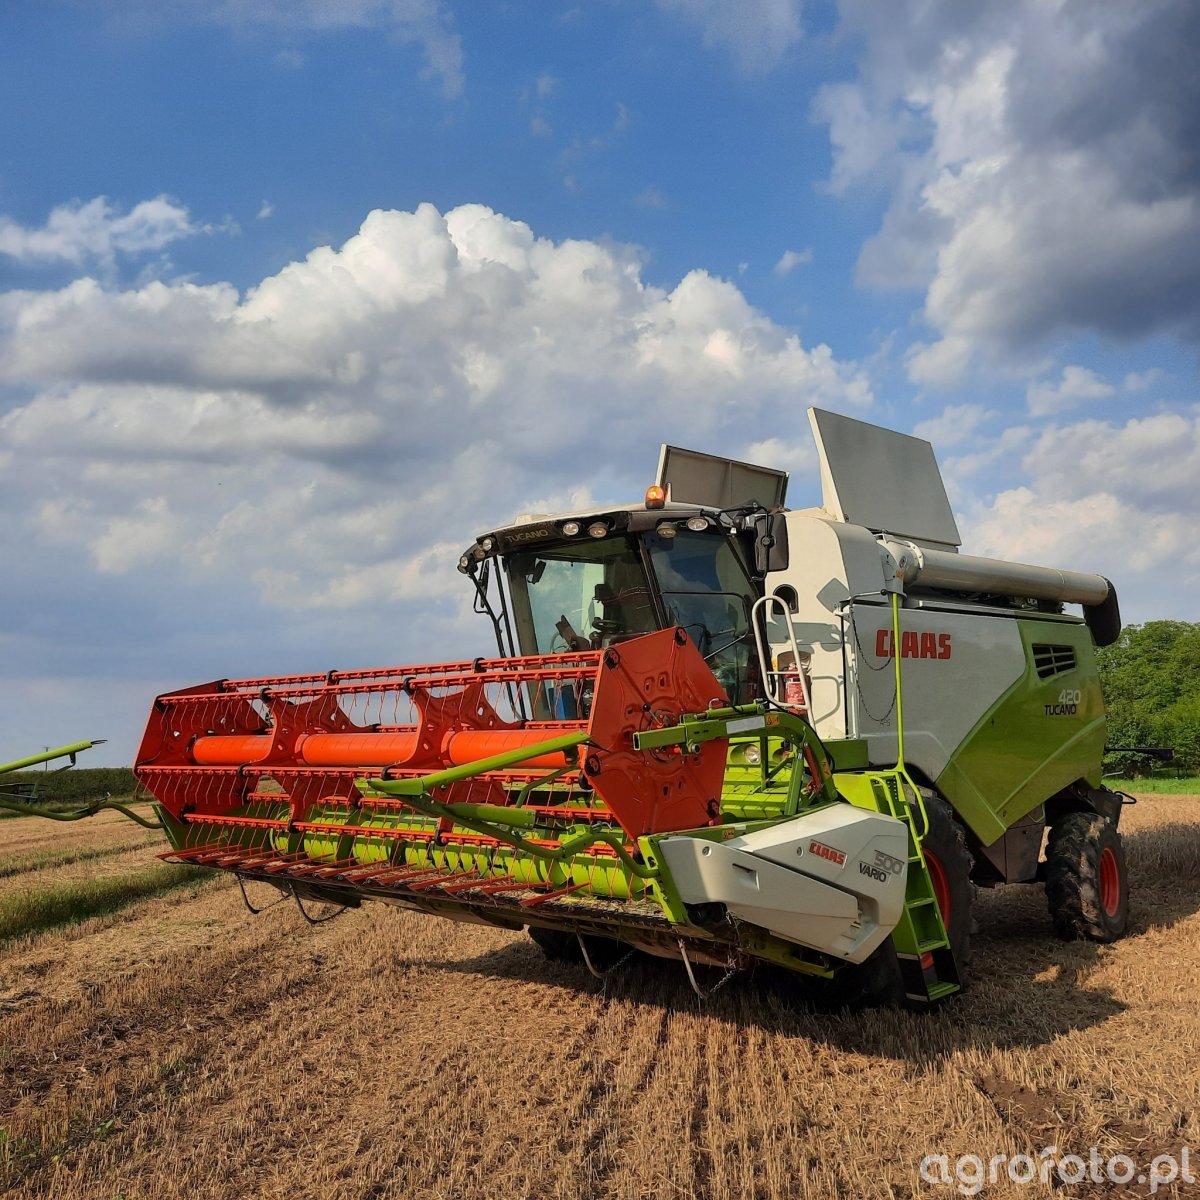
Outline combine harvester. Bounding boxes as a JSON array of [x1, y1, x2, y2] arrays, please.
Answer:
[[123, 409, 1127, 1006]]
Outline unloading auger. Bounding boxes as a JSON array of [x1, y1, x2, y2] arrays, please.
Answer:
[[0, 739, 160, 826]]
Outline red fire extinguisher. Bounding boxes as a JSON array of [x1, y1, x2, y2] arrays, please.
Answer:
[[776, 650, 810, 713]]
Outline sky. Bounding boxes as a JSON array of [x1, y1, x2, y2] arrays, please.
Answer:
[[1, 0, 1198, 765]]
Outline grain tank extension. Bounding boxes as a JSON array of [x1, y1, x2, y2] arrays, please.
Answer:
[[128, 409, 1129, 1007]]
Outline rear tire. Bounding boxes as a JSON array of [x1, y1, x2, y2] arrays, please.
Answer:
[[1045, 812, 1129, 941]]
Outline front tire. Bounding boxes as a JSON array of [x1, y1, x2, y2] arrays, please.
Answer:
[[1045, 812, 1129, 941], [527, 926, 629, 969], [919, 793, 974, 973]]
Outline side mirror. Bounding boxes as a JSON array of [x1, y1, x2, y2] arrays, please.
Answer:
[[752, 513, 789, 575]]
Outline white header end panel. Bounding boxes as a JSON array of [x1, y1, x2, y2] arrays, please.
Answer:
[[807, 408, 961, 549]]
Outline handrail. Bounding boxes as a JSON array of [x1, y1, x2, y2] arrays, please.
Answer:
[[750, 594, 812, 714]]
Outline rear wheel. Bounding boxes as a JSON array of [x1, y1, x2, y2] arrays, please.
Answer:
[[1045, 812, 1129, 941]]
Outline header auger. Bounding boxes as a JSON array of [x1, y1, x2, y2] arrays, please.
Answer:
[[79, 408, 1134, 1007]]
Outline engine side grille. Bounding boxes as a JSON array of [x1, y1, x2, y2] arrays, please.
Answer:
[[1032, 643, 1077, 679]]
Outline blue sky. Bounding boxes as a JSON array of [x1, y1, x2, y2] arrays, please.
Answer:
[[1, 0, 1197, 764]]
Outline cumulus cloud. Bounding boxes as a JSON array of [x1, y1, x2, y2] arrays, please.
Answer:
[[741, 435, 815, 477], [773, 248, 812, 277], [1026, 365, 1115, 417], [1020, 410, 1200, 514], [963, 409, 1200, 615], [0, 202, 871, 626], [0, 196, 197, 267], [912, 401, 993, 448], [656, 0, 803, 73], [1124, 367, 1165, 393], [814, 0, 1200, 382]]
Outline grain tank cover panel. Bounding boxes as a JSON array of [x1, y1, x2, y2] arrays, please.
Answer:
[[808, 408, 961, 548], [657, 444, 788, 509]]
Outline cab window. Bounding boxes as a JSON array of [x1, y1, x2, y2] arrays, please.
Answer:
[[506, 538, 656, 655], [646, 529, 757, 703]]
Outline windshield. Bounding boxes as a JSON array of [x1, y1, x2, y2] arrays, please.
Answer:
[[506, 537, 657, 655], [646, 528, 756, 703], [502, 526, 758, 703]]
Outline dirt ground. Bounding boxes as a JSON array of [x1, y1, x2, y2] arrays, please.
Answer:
[[1, 795, 1198, 1200], [0, 809, 162, 900]]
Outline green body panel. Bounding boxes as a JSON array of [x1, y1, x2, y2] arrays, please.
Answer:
[[825, 738, 869, 770], [935, 620, 1105, 845], [718, 740, 804, 821]]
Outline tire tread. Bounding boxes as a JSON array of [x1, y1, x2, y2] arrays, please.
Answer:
[[1045, 811, 1128, 942]]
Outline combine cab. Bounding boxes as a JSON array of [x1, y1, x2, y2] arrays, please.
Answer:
[[128, 409, 1130, 1006]]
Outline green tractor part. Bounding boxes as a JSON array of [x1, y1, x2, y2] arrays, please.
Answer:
[[0, 739, 105, 777]]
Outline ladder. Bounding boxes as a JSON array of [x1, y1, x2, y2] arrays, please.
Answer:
[[863, 771, 960, 1004]]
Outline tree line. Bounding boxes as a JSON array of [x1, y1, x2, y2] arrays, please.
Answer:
[[1, 766, 138, 809], [1098, 620, 1200, 776]]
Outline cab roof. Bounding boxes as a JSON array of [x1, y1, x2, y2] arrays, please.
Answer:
[[478, 500, 719, 545]]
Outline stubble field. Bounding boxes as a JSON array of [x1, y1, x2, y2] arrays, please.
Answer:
[[1, 795, 1198, 1200]]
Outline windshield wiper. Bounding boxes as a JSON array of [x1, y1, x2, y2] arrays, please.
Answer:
[[702, 629, 750, 663]]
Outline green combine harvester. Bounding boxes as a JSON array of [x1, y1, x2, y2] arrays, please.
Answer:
[[28, 410, 1132, 1006]]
